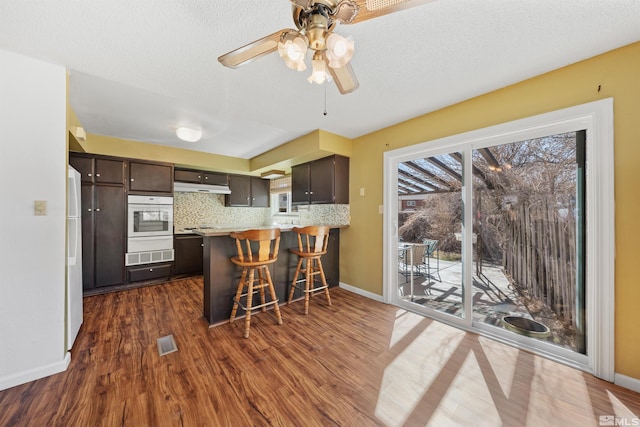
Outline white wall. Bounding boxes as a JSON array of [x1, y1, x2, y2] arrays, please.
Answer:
[[0, 49, 69, 390]]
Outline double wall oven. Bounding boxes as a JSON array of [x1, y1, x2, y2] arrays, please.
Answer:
[[126, 195, 174, 266]]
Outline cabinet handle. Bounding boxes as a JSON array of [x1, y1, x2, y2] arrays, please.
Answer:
[[198, 175, 201, 179], [252, 197, 255, 201], [95, 208, 101, 212], [149, 268, 153, 272], [96, 173, 101, 177], [87, 208, 92, 212], [204, 176, 208, 180], [201, 244, 204, 247], [305, 191, 308, 195], [87, 173, 92, 177], [310, 192, 313, 195], [130, 178, 135, 182]]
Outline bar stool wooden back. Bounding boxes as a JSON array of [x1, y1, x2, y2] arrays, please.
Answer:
[[229, 228, 283, 338], [287, 225, 332, 314]]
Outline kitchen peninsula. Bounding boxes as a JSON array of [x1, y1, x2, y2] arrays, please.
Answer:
[[195, 225, 344, 325]]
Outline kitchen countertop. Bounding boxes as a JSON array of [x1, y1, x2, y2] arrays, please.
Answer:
[[191, 224, 348, 237]]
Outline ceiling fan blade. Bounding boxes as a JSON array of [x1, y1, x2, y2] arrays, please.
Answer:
[[218, 30, 292, 69], [327, 62, 359, 94], [348, 0, 436, 24], [290, 0, 314, 9]]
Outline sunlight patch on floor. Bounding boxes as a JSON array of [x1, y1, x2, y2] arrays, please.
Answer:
[[389, 309, 428, 348], [478, 335, 519, 399], [429, 352, 502, 427], [375, 318, 466, 426], [607, 390, 639, 420], [525, 357, 594, 426]]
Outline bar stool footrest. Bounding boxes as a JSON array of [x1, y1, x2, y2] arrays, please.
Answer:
[[233, 298, 279, 312]]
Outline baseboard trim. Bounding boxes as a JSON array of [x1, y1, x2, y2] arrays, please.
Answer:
[[339, 282, 385, 303], [0, 352, 70, 391], [615, 373, 640, 393]]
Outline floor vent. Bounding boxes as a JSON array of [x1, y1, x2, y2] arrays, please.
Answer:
[[157, 335, 178, 356]]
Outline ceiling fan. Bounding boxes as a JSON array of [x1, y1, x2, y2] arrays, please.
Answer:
[[218, 0, 434, 94]]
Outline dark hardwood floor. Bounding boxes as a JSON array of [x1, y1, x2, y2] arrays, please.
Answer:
[[1, 277, 638, 426]]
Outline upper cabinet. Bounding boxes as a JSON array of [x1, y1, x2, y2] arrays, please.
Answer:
[[70, 155, 125, 185], [129, 160, 173, 195], [292, 155, 349, 205], [174, 169, 228, 186], [225, 175, 269, 207]]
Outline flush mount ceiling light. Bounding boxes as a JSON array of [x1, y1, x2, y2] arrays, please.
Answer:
[[176, 126, 202, 142], [261, 170, 286, 179]]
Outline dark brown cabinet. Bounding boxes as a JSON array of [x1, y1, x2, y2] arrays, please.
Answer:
[[129, 160, 173, 194], [174, 169, 228, 186], [70, 156, 125, 184], [174, 234, 204, 276], [225, 175, 269, 207], [292, 155, 349, 205], [127, 263, 173, 283], [70, 153, 126, 292]]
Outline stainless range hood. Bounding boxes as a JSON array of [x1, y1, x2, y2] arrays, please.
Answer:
[[173, 182, 231, 194]]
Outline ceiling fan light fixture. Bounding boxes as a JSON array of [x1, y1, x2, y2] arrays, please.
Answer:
[[278, 34, 308, 71], [325, 33, 354, 68], [176, 126, 202, 142], [307, 54, 332, 84]]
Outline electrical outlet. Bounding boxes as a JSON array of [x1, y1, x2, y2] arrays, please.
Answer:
[[34, 200, 47, 216], [359, 187, 365, 196]]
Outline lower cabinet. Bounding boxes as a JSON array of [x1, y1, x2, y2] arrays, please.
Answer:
[[174, 234, 204, 276], [127, 263, 173, 283]]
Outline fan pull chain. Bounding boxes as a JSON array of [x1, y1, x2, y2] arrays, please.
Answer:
[[323, 81, 328, 116]]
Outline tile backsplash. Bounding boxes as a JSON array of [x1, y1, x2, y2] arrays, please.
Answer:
[[173, 192, 350, 228]]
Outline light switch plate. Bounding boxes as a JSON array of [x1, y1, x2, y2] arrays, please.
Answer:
[[34, 200, 47, 216]]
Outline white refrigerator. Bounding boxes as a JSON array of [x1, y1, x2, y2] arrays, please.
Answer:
[[67, 166, 83, 350]]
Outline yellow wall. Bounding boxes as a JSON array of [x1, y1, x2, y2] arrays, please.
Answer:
[[343, 41, 640, 379]]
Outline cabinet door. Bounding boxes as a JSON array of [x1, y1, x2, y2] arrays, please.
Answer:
[[174, 235, 204, 276], [291, 164, 310, 204], [129, 161, 173, 194], [226, 175, 251, 206], [251, 177, 270, 207], [309, 156, 335, 204], [94, 185, 126, 288], [202, 172, 228, 186], [95, 158, 125, 184], [69, 155, 94, 182], [80, 184, 95, 290], [332, 155, 350, 204], [174, 169, 202, 183]]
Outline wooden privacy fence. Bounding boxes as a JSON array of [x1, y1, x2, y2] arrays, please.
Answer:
[[503, 198, 577, 324]]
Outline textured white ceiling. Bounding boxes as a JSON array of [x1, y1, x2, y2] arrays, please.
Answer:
[[1, 0, 638, 159]]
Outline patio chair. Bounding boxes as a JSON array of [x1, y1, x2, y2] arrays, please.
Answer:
[[404, 243, 427, 276]]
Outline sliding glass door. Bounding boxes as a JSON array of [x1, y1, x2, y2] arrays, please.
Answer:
[[383, 100, 614, 378]]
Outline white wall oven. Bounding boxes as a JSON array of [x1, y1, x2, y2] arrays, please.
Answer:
[[126, 195, 174, 266]]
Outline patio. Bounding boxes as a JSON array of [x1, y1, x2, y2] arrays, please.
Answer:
[[398, 257, 532, 327]]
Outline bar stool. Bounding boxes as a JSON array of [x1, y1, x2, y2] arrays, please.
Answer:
[[229, 228, 283, 338], [287, 225, 332, 314]]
